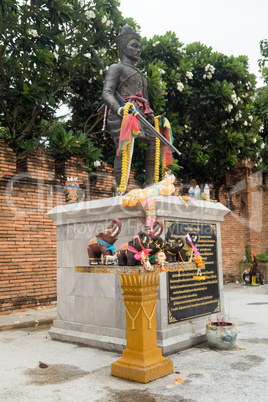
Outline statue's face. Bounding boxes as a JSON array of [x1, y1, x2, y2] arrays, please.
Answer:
[[124, 39, 141, 62]]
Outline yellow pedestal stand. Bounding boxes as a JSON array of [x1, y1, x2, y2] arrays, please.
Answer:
[[111, 271, 173, 383]]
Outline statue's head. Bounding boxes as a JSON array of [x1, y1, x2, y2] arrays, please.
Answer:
[[116, 24, 141, 60]]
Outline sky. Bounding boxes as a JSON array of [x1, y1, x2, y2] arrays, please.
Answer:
[[119, 0, 268, 88]]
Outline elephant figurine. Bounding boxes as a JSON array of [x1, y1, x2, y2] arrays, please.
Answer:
[[147, 221, 165, 264], [177, 233, 199, 263], [164, 236, 185, 263], [118, 231, 150, 266], [87, 219, 122, 264]]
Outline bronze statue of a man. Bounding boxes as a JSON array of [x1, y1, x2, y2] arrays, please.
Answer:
[[102, 24, 155, 188]]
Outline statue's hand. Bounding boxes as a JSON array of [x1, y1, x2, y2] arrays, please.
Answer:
[[117, 103, 134, 117], [117, 106, 125, 117], [148, 113, 155, 125]]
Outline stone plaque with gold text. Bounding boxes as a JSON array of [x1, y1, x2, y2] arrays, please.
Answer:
[[165, 221, 220, 323]]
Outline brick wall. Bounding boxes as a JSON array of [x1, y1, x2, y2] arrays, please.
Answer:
[[220, 162, 267, 282], [0, 142, 92, 314], [0, 140, 267, 312]]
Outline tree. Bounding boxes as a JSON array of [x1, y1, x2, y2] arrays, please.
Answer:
[[138, 32, 267, 189], [0, 0, 130, 152], [254, 39, 268, 172]]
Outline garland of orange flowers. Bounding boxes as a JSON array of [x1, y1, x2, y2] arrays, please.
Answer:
[[154, 117, 160, 184], [161, 145, 166, 179], [117, 102, 133, 193]]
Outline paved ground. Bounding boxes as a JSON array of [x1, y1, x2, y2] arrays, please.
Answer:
[[0, 283, 267, 402]]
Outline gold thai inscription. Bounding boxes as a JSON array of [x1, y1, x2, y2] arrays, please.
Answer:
[[165, 221, 220, 323]]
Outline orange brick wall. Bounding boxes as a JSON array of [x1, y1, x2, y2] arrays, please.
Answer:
[[0, 140, 267, 312], [0, 142, 93, 314], [220, 163, 267, 281]]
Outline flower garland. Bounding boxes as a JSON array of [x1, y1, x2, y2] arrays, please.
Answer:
[[154, 117, 161, 184], [161, 145, 166, 179], [117, 102, 133, 193]]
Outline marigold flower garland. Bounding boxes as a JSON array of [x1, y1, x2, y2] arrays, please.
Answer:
[[154, 117, 161, 184]]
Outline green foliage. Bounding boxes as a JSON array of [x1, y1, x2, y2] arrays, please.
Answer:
[[256, 251, 268, 263], [46, 122, 102, 170], [0, 0, 128, 149], [245, 244, 252, 263], [138, 34, 266, 188]]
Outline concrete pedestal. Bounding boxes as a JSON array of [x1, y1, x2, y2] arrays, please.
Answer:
[[48, 195, 229, 354]]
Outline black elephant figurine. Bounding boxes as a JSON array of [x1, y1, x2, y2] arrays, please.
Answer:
[[147, 221, 165, 264], [177, 233, 199, 263], [118, 231, 150, 266], [164, 236, 185, 263], [87, 219, 122, 264]]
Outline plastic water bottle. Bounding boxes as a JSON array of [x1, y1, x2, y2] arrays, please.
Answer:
[[194, 185, 200, 199], [188, 186, 194, 197], [204, 184, 210, 200]]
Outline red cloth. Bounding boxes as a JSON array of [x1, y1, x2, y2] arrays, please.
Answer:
[[122, 92, 154, 116]]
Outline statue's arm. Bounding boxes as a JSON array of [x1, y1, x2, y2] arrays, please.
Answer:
[[102, 64, 125, 114]]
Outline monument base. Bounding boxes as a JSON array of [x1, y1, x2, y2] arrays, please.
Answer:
[[47, 195, 229, 355], [111, 354, 173, 383]]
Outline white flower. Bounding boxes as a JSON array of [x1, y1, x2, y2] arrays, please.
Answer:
[[159, 69, 165, 75], [28, 29, 38, 37], [244, 121, 248, 126], [231, 92, 236, 101], [250, 95, 256, 102], [106, 20, 113, 27], [54, 52, 59, 61], [153, 41, 160, 47], [101, 16, 108, 24], [225, 104, 233, 112], [205, 64, 215, 74], [221, 122, 227, 127], [186, 71, 193, 79], [178, 47, 186, 53], [231, 91, 239, 105], [235, 111, 242, 121], [203, 74, 207, 79], [261, 143, 265, 149], [259, 124, 264, 132], [86, 10, 96, 19], [248, 115, 253, 122], [177, 82, 184, 92], [94, 160, 101, 167], [253, 138, 257, 143]]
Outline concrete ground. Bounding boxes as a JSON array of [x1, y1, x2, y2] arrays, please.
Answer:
[[0, 283, 267, 402]]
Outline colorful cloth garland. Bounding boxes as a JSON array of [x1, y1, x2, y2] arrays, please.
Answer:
[[158, 117, 174, 167], [116, 112, 140, 157]]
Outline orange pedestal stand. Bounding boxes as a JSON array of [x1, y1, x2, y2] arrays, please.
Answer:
[[111, 271, 173, 383]]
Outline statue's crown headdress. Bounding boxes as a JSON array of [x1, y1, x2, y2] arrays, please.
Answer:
[[116, 24, 140, 57]]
